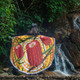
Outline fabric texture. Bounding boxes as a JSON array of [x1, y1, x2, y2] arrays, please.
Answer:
[[10, 35, 55, 74]]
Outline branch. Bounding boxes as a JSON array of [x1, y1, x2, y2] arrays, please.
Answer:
[[24, 0, 35, 12]]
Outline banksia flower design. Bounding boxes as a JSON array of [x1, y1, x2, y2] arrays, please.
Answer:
[[40, 36, 51, 45], [14, 44, 24, 59], [26, 40, 43, 67]]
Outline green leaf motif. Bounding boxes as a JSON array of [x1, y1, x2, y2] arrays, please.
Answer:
[[42, 44, 54, 54]]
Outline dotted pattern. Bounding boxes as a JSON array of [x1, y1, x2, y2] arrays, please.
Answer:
[[10, 35, 55, 74]]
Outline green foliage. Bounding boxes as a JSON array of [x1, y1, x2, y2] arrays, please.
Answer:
[[64, 0, 79, 10], [44, 0, 66, 22], [22, 0, 79, 22], [14, 10, 44, 34], [14, 0, 79, 36], [0, 0, 16, 55], [0, 0, 79, 56]]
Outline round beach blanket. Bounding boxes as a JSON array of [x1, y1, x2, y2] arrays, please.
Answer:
[[10, 35, 55, 74]]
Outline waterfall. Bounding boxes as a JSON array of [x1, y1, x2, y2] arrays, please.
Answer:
[[73, 16, 80, 31], [54, 44, 78, 76]]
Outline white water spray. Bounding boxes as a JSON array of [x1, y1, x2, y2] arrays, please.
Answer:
[[54, 44, 78, 76], [73, 16, 80, 31]]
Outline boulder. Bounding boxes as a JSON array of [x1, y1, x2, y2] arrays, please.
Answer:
[[70, 31, 80, 43]]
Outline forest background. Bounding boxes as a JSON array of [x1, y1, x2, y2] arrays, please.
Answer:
[[0, 0, 80, 67]]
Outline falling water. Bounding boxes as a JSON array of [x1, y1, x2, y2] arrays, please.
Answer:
[[73, 16, 80, 31], [54, 44, 78, 76]]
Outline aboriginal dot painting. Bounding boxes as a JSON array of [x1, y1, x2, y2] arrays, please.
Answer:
[[10, 35, 55, 74]]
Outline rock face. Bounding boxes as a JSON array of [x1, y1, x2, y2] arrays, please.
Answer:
[[53, 13, 80, 69], [70, 31, 80, 43], [0, 13, 80, 77], [62, 31, 80, 68]]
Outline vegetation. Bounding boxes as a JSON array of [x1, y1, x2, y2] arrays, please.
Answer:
[[0, 0, 16, 56], [0, 0, 80, 57]]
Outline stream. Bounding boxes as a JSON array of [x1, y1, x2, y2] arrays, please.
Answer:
[[53, 44, 79, 76]]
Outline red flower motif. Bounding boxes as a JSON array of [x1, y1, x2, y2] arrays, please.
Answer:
[[26, 40, 43, 67], [14, 44, 24, 59], [40, 36, 51, 45]]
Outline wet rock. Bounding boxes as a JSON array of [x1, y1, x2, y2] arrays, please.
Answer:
[[0, 73, 8, 76], [0, 69, 4, 73], [62, 31, 80, 68], [43, 71, 64, 77], [54, 28, 71, 44], [3, 68, 9, 72], [18, 74, 26, 78], [70, 31, 80, 43]]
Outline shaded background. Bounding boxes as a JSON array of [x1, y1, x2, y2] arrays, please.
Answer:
[[0, 0, 80, 76]]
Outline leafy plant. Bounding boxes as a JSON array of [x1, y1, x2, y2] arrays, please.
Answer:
[[14, 9, 44, 35], [0, 0, 16, 56], [0, 0, 79, 56], [21, 0, 79, 22], [44, 0, 66, 22]]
